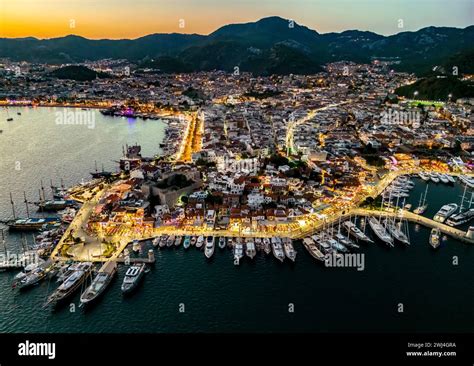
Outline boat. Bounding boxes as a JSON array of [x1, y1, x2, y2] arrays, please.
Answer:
[[327, 237, 349, 253], [282, 238, 297, 262], [14, 267, 46, 290], [430, 172, 440, 183], [342, 221, 373, 243], [368, 217, 394, 247], [384, 221, 410, 245], [183, 236, 191, 249], [196, 235, 204, 248], [263, 238, 272, 255], [45, 262, 93, 307], [174, 236, 182, 247], [439, 174, 450, 184], [159, 235, 167, 248], [37, 199, 76, 212], [429, 228, 440, 249], [190, 236, 197, 246], [233, 242, 244, 264], [121, 263, 146, 295], [132, 240, 140, 253], [403, 203, 412, 211], [80, 262, 117, 306], [166, 235, 175, 247], [204, 236, 215, 259], [302, 237, 325, 262], [271, 238, 285, 262], [433, 203, 458, 223], [7, 217, 60, 231], [334, 232, 359, 249], [418, 172, 430, 181], [459, 175, 474, 189], [414, 185, 429, 215], [218, 237, 226, 249], [245, 239, 256, 259], [152, 237, 160, 248], [446, 208, 474, 227]]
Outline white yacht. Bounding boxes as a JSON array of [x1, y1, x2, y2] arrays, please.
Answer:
[[342, 221, 373, 243], [433, 203, 458, 223], [204, 236, 215, 259], [418, 172, 430, 181], [429, 228, 440, 249], [368, 217, 394, 247], [271, 238, 285, 262], [430, 172, 440, 183], [196, 235, 204, 248], [446, 208, 474, 227], [245, 239, 256, 259], [282, 238, 297, 262]]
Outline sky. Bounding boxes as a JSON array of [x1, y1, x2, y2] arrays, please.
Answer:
[[0, 0, 473, 39]]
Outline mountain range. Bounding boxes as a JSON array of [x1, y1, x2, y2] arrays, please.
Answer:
[[1, 16, 473, 76]]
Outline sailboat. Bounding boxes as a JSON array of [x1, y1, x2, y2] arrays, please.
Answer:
[[368, 194, 394, 247], [384, 198, 410, 245], [413, 184, 429, 215], [446, 188, 474, 227]]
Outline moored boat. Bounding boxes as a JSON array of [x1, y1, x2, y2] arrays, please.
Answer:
[[282, 238, 297, 262], [368, 217, 394, 247], [429, 228, 440, 249], [80, 261, 117, 306], [204, 236, 215, 259], [245, 239, 256, 259], [433, 203, 458, 223], [121, 263, 146, 295], [183, 236, 191, 249], [218, 237, 226, 249]]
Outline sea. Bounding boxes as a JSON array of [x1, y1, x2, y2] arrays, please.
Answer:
[[0, 106, 473, 333]]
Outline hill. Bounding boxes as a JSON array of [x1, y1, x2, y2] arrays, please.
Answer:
[[49, 65, 112, 81], [395, 76, 474, 101]]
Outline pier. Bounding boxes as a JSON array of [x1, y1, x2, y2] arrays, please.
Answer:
[[352, 208, 474, 244]]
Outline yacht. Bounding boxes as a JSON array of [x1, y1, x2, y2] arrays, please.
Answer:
[[80, 262, 117, 306], [166, 235, 175, 247], [439, 174, 450, 184], [233, 242, 244, 264], [45, 262, 93, 307], [327, 237, 349, 253], [218, 237, 226, 249], [121, 263, 146, 295], [196, 235, 204, 249], [418, 172, 430, 181], [15, 267, 46, 290], [174, 236, 182, 247], [183, 236, 191, 249], [334, 233, 359, 249], [430, 172, 440, 183], [385, 220, 410, 245], [414, 185, 429, 215], [459, 175, 474, 188], [282, 238, 297, 262], [159, 235, 167, 248], [342, 221, 373, 243], [433, 203, 458, 223], [446, 175, 456, 184], [429, 228, 440, 249], [204, 236, 215, 259], [368, 217, 394, 247], [302, 237, 325, 262], [190, 236, 197, 246], [262, 238, 271, 255], [271, 238, 285, 262], [152, 237, 160, 248], [245, 239, 256, 259], [446, 208, 474, 227]]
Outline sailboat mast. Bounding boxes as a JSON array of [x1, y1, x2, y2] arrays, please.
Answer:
[[23, 191, 29, 218], [9, 192, 16, 219], [459, 185, 467, 213], [40, 180, 45, 201]]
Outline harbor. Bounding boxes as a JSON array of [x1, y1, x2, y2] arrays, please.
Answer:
[[0, 107, 473, 333]]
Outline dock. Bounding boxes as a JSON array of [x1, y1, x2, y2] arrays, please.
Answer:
[[352, 208, 474, 244]]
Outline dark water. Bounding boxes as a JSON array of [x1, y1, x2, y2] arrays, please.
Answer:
[[0, 107, 473, 333]]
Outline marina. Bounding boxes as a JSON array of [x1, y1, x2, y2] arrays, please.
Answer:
[[0, 107, 473, 333]]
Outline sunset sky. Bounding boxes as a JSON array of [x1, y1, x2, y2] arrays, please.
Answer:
[[0, 0, 472, 39]]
